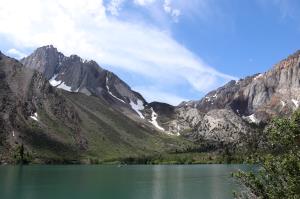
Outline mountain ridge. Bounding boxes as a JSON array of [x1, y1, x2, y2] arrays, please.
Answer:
[[1, 46, 300, 164], [20, 45, 300, 141], [160, 49, 300, 142]]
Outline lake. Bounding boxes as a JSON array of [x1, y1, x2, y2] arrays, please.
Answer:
[[0, 164, 251, 199]]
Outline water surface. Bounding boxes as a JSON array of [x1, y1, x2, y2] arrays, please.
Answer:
[[0, 164, 251, 199]]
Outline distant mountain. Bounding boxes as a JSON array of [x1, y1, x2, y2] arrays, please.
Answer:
[[159, 50, 300, 143], [0, 51, 189, 164]]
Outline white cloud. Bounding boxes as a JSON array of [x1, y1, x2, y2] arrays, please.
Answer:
[[133, 86, 188, 105], [0, 0, 236, 104], [7, 48, 27, 59], [163, 0, 181, 22], [134, 0, 156, 6], [107, 0, 125, 16]]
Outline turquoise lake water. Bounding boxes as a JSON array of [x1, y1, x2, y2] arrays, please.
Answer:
[[0, 164, 251, 199]]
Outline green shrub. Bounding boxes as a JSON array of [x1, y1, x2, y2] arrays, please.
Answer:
[[234, 111, 300, 199]]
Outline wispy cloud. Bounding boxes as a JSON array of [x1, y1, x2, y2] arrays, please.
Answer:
[[7, 48, 27, 59], [133, 0, 156, 6], [0, 0, 235, 104], [163, 0, 181, 22], [107, 0, 125, 16], [109, 0, 182, 23], [133, 86, 188, 105]]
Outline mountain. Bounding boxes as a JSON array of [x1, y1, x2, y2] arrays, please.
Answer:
[[21, 45, 171, 134], [159, 50, 300, 143], [2, 45, 299, 164], [0, 51, 190, 164], [20, 46, 300, 145]]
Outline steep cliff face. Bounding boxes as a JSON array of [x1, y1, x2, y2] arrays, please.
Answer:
[[21, 46, 146, 105], [162, 50, 300, 143], [0, 51, 83, 162]]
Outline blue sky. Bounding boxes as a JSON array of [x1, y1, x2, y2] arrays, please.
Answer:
[[0, 0, 300, 105]]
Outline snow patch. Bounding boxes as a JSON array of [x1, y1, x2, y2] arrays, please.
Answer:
[[74, 87, 80, 92], [248, 114, 257, 123], [106, 77, 125, 103], [49, 74, 62, 86], [30, 112, 39, 121], [243, 114, 258, 123], [205, 93, 218, 102], [57, 82, 72, 92], [49, 74, 78, 92], [205, 96, 211, 102], [149, 108, 164, 131], [292, 99, 299, 108], [254, 73, 263, 80], [130, 99, 145, 119]]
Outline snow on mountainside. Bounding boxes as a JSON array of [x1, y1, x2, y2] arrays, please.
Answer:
[[149, 108, 165, 132], [130, 99, 145, 119], [21, 45, 169, 133]]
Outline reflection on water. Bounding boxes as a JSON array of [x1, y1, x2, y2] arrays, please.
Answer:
[[152, 165, 163, 199], [0, 165, 252, 199]]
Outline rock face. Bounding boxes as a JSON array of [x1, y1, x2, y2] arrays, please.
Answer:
[[21, 45, 145, 104], [21, 45, 172, 133], [160, 50, 300, 143], [0, 51, 83, 162]]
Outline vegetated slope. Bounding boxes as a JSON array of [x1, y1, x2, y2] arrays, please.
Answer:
[[0, 52, 190, 164]]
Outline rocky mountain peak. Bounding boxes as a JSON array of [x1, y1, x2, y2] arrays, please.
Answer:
[[33, 45, 61, 59], [21, 46, 153, 124], [69, 54, 84, 62], [21, 45, 63, 79], [274, 50, 300, 70]]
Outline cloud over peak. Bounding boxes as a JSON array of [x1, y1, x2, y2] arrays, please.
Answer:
[[0, 0, 235, 105]]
